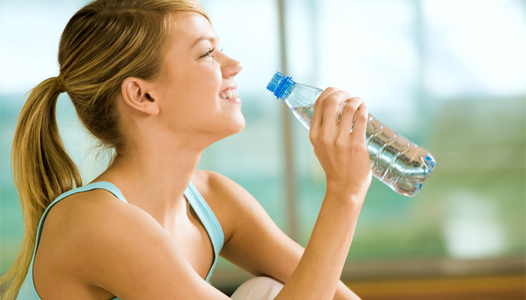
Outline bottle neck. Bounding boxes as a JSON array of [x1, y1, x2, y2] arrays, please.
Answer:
[[282, 83, 324, 108], [279, 82, 296, 101]]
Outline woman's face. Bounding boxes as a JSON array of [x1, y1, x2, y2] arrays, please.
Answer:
[[151, 11, 244, 144]]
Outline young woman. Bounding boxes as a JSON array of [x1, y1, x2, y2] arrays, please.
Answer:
[[0, 0, 371, 299]]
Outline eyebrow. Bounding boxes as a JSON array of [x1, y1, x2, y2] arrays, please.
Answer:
[[191, 36, 218, 49]]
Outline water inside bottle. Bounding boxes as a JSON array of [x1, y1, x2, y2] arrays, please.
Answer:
[[292, 102, 348, 129], [290, 104, 436, 197], [291, 105, 315, 129]]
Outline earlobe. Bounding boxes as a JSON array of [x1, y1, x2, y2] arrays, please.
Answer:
[[121, 78, 159, 116]]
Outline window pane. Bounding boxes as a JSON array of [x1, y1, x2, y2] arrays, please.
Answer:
[[286, 0, 526, 265], [197, 0, 286, 274], [1, 0, 524, 286]]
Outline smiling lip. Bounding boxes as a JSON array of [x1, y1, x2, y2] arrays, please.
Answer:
[[220, 84, 237, 94], [219, 84, 241, 104]]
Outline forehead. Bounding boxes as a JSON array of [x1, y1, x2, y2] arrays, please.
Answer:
[[167, 11, 216, 48]]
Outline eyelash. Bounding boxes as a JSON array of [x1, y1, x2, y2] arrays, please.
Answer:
[[201, 48, 225, 59], [201, 48, 216, 58]]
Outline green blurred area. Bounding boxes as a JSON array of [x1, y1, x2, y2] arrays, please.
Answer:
[[3, 93, 523, 276], [1, 0, 525, 283]]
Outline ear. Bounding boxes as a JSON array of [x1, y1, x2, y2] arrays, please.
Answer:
[[120, 77, 160, 116]]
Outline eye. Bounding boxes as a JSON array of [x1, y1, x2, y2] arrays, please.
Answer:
[[200, 48, 216, 58]]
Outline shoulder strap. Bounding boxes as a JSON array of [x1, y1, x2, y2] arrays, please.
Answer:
[[52, 181, 128, 204], [184, 182, 224, 282]]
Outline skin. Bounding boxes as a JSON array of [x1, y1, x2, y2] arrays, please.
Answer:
[[32, 11, 370, 300]]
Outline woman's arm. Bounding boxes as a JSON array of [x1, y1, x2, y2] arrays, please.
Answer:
[[214, 88, 371, 300], [205, 171, 361, 299], [68, 180, 361, 300], [274, 89, 371, 300]]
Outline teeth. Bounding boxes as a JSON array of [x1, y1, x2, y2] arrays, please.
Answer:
[[219, 89, 238, 99]]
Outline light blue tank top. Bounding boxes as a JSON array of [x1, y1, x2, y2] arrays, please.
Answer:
[[16, 181, 224, 299]]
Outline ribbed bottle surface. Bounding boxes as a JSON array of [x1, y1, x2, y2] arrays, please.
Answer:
[[365, 114, 436, 197], [268, 72, 436, 197]]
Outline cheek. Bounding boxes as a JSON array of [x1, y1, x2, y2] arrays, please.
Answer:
[[175, 72, 218, 101], [208, 69, 223, 96], [202, 62, 222, 84], [160, 64, 225, 124]]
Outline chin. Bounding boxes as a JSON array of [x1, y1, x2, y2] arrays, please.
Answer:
[[207, 118, 244, 145], [228, 114, 246, 135], [217, 114, 245, 142]]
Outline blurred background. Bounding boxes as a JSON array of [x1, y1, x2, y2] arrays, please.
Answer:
[[1, 0, 525, 299]]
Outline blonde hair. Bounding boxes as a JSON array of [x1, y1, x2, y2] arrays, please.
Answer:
[[0, 0, 208, 298]]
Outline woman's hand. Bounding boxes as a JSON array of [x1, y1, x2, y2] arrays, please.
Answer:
[[272, 88, 370, 300], [309, 87, 372, 199]]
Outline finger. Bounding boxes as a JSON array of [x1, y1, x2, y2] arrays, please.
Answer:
[[338, 97, 364, 134], [351, 103, 369, 143], [322, 90, 349, 129], [311, 87, 339, 129]]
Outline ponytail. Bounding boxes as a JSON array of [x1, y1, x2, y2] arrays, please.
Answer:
[[1, 1, 210, 298], [0, 77, 82, 300]]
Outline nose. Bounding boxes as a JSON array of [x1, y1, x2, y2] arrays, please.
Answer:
[[221, 52, 243, 78]]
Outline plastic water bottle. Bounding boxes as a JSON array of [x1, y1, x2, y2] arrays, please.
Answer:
[[267, 72, 436, 197]]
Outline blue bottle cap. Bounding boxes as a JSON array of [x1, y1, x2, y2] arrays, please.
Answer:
[[267, 72, 295, 99]]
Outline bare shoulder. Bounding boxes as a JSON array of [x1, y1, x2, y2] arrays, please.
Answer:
[[191, 170, 258, 211], [44, 188, 140, 252], [51, 188, 158, 243], [191, 170, 270, 242], [189, 172, 301, 282], [46, 188, 224, 299], [192, 170, 244, 198], [49, 188, 170, 275]]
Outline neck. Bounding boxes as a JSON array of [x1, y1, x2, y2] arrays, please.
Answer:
[[96, 137, 205, 228]]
